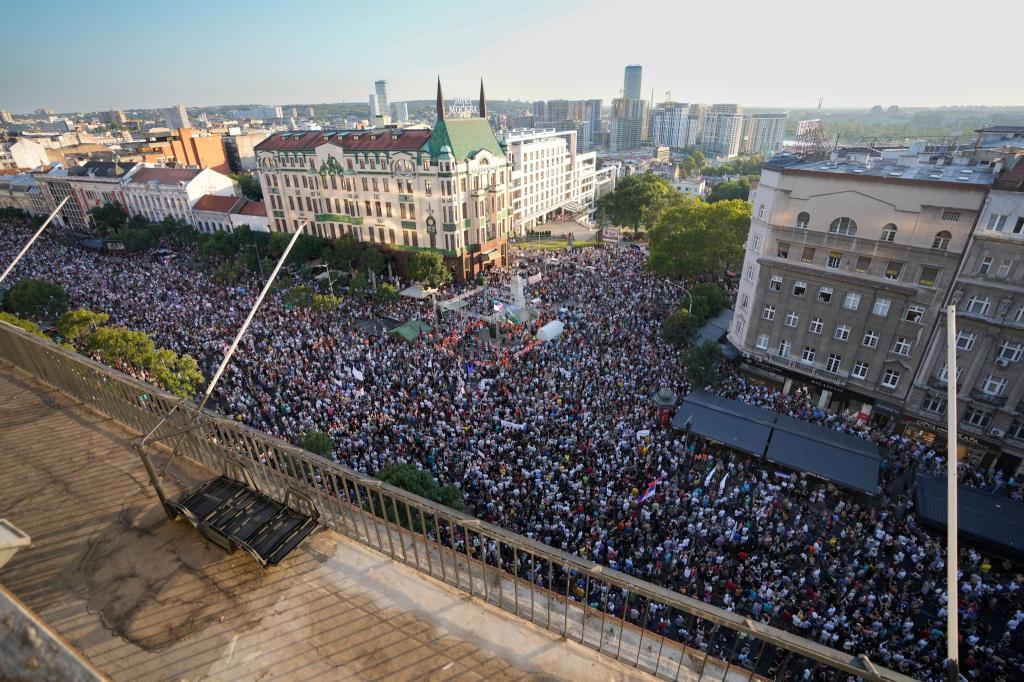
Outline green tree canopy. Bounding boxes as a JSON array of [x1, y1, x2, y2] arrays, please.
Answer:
[[88, 202, 128, 235], [230, 172, 263, 201], [359, 246, 386, 275], [2, 278, 69, 321], [378, 463, 467, 512], [708, 177, 753, 203], [57, 308, 110, 345], [685, 341, 722, 389], [596, 172, 674, 236], [702, 155, 764, 177], [325, 235, 361, 271], [648, 197, 752, 279], [406, 251, 452, 288], [299, 429, 334, 458], [0, 311, 47, 338], [662, 308, 699, 346]]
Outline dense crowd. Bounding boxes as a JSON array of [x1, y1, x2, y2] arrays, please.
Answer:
[[2, 217, 1024, 680]]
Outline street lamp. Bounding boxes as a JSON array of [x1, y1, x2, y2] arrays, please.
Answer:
[[242, 243, 265, 278], [665, 280, 692, 314], [315, 263, 335, 296]]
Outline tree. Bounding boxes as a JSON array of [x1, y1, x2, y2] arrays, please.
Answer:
[[286, 234, 323, 265], [350, 271, 369, 293], [0, 311, 47, 338], [311, 293, 342, 312], [325, 235, 360, 271], [684, 341, 721, 389], [146, 348, 204, 399], [116, 228, 156, 252], [58, 308, 110, 345], [662, 308, 699, 346], [2, 278, 69, 321], [230, 173, 263, 201], [596, 172, 674, 237], [708, 177, 753, 203], [359, 246, 385, 275], [406, 251, 452, 288], [299, 429, 334, 458], [88, 202, 128, 236], [648, 197, 752, 279], [283, 285, 313, 308], [374, 282, 398, 304], [378, 463, 467, 512]]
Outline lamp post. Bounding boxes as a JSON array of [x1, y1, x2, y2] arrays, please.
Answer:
[[665, 280, 692, 314], [316, 263, 335, 296], [242, 243, 265, 278]]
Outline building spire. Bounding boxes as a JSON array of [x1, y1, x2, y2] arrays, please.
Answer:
[[478, 78, 487, 119], [436, 76, 446, 122]]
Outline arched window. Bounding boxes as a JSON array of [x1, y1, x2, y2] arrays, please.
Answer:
[[881, 223, 897, 242], [796, 211, 810, 229], [932, 230, 952, 250], [829, 217, 858, 236]]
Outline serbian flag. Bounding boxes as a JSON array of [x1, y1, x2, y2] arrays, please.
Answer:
[[637, 477, 663, 504]]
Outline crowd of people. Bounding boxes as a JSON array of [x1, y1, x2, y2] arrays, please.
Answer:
[[2, 216, 1023, 680]]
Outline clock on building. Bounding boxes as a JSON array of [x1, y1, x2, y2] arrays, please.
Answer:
[[425, 214, 437, 233], [392, 159, 414, 177]]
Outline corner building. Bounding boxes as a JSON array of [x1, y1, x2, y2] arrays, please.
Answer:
[[729, 148, 992, 421], [254, 81, 512, 281]]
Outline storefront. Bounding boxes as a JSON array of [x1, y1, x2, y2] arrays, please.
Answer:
[[901, 417, 999, 470]]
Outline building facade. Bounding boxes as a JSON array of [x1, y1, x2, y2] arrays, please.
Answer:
[[609, 98, 647, 153], [253, 82, 513, 281], [34, 166, 88, 230], [164, 105, 191, 130], [729, 151, 993, 421], [65, 161, 138, 218], [123, 166, 238, 225], [700, 104, 744, 159], [0, 138, 50, 171], [192, 194, 244, 233], [904, 159, 1024, 473], [623, 65, 642, 100], [742, 112, 788, 156]]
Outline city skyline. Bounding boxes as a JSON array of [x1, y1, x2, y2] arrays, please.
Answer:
[[1, 0, 1021, 113]]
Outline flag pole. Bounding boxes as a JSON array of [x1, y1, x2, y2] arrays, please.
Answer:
[[0, 197, 70, 284], [946, 305, 959, 682]]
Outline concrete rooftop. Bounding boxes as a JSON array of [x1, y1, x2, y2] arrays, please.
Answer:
[[0, 361, 654, 682]]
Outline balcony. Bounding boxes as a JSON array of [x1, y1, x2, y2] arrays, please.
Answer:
[[970, 387, 1008, 408]]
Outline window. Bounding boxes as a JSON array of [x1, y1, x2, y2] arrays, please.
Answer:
[[998, 341, 1023, 363], [796, 212, 809, 229], [892, 337, 911, 356], [792, 281, 806, 297], [825, 354, 842, 373], [424, 180, 432, 196], [801, 247, 815, 263], [962, 407, 992, 428], [808, 317, 824, 334], [762, 305, 776, 321], [966, 296, 991, 316], [941, 210, 961, 222], [1015, 305, 1024, 323], [768, 275, 783, 291], [982, 375, 1007, 396], [921, 396, 946, 414], [758, 204, 766, 220], [854, 256, 871, 273], [851, 361, 869, 380], [918, 267, 940, 287], [881, 369, 901, 390], [751, 234, 762, 252], [834, 325, 851, 341], [778, 340, 792, 358], [784, 311, 799, 327], [801, 346, 816, 363], [998, 259, 1013, 279], [756, 334, 769, 350], [829, 217, 858, 236], [979, 256, 993, 275], [1015, 217, 1024, 234], [843, 292, 861, 311], [740, 294, 749, 309], [884, 261, 903, 280], [937, 363, 962, 384], [986, 213, 1008, 232], [776, 242, 790, 259], [932, 230, 952, 250], [880, 223, 897, 242], [745, 265, 755, 282], [817, 287, 833, 303], [904, 304, 925, 323], [956, 331, 976, 351], [862, 330, 880, 348], [827, 251, 843, 269]]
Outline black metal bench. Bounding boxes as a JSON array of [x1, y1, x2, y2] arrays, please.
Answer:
[[169, 475, 318, 568]]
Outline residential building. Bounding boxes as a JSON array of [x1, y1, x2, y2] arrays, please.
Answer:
[[670, 176, 706, 197], [102, 110, 128, 125], [0, 138, 49, 171], [123, 166, 239, 225], [230, 198, 270, 232], [649, 102, 697, 149], [700, 104, 744, 158], [623, 65, 642, 100], [253, 80, 513, 282], [164, 105, 191, 130], [585, 99, 602, 145], [742, 112, 788, 156], [192, 194, 244, 233], [532, 101, 547, 120], [500, 128, 598, 231], [905, 155, 1024, 472], [224, 131, 272, 172], [0, 110, 13, 124], [608, 98, 647, 153], [137, 128, 230, 173], [65, 161, 139, 217], [34, 166, 88, 229], [728, 147, 994, 423], [0, 174, 39, 214]]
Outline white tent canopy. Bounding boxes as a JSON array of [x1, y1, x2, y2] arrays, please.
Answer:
[[536, 320, 565, 342], [400, 284, 435, 300]]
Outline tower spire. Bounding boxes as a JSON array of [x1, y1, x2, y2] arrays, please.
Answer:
[[478, 78, 487, 119], [436, 76, 446, 122]]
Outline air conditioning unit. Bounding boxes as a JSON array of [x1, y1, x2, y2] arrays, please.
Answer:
[[991, 427, 1006, 438], [996, 358, 1010, 367]]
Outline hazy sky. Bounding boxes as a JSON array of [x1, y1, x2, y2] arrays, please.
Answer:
[[2, 0, 1021, 113]]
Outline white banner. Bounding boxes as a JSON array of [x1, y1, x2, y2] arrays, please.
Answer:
[[527, 273, 543, 284]]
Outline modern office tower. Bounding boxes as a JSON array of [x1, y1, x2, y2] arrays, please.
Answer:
[[699, 104, 744, 158], [728, 145, 994, 426], [374, 79, 390, 123], [585, 99, 602, 144], [623, 65, 642, 100], [742, 112, 788, 155], [368, 94, 378, 120], [392, 102, 409, 123], [608, 98, 647, 153], [532, 101, 547, 120], [307, 107, 315, 118], [164, 104, 191, 130]]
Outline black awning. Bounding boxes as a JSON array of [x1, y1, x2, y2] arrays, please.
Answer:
[[671, 390, 774, 456], [915, 474, 1024, 556], [765, 415, 881, 495]]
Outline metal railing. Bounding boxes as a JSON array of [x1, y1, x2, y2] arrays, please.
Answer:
[[0, 321, 916, 682]]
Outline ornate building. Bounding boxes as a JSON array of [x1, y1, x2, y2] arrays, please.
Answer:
[[254, 79, 512, 281]]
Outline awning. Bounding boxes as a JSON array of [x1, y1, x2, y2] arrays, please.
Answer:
[[439, 299, 469, 312], [670, 390, 774, 456], [765, 415, 880, 495], [536, 320, 565, 342], [400, 285, 434, 300], [388, 319, 433, 341], [915, 474, 1024, 555], [694, 309, 734, 346]]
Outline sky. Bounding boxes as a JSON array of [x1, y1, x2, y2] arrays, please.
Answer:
[[2, 0, 1022, 114]]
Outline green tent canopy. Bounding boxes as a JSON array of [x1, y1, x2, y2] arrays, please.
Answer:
[[388, 319, 434, 341]]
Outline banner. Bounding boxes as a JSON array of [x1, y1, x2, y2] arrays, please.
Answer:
[[527, 273, 543, 284]]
